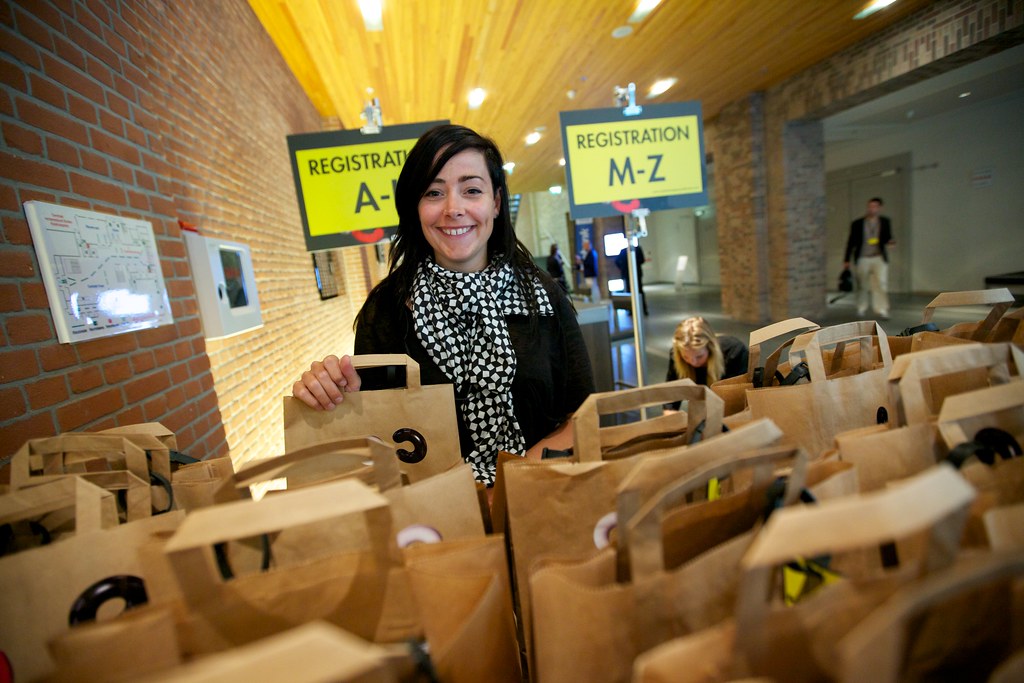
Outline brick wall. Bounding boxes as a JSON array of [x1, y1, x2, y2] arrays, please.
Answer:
[[712, 0, 1023, 323], [0, 0, 364, 468]]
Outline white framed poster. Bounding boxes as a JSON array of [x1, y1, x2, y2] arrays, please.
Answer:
[[23, 201, 174, 343]]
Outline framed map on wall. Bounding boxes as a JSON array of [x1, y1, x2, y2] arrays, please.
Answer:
[[23, 201, 174, 344]]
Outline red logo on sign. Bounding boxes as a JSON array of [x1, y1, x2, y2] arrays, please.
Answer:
[[611, 199, 641, 213]]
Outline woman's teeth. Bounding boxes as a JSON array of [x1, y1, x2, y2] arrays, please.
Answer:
[[442, 226, 472, 236]]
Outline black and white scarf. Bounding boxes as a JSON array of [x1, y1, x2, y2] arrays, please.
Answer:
[[412, 257, 553, 485]]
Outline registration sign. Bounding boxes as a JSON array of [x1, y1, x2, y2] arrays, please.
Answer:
[[560, 101, 707, 219], [287, 120, 447, 250]]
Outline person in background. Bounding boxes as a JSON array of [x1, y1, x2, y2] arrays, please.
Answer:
[[291, 124, 595, 486], [843, 196, 895, 320], [614, 243, 649, 315], [664, 316, 748, 410], [580, 239, 599, 301], [546, 242, 570, 293]]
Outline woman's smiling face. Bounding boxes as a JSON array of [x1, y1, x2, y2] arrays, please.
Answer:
[[418, 149, 499, 273]]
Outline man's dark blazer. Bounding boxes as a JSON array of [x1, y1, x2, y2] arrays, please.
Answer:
[[844, 216, 893, 263]]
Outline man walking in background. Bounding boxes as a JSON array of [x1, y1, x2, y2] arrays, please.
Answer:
[[844, 197, 895, 319]]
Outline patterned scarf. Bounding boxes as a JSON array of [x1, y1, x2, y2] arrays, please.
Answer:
[[412, 257, 553, 485]]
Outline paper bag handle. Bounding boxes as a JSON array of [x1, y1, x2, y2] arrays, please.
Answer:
[[8, 434, 150, 490], [921, 288, 1014, 341], [349, 354, 422, 389], [162, 478, 393, 604], [232, 436, 403, 493], [892, 342, 1023, 426], [624, 445, 808, 580], [789, 321, 892, 382], [572, 381, 725, 462], [0, 475, 118, 533], [746, 318, 820, 381], [836, 550, 1024, 683], [735, 465, 975, 659], [936, 382, 1024, 450]]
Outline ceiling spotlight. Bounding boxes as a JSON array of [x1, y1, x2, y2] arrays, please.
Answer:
[[558, 158, 566, 166], [628, 0, 663, 23], [567, 89, 577, 100], [853, 0, 897, 20], [503, 162, 515, 174], [525, 131, 542, 146], [611, 25, 633, 39], [357, 0, 383, 31], [648, 78, 677, 98], [468, 88, 487, 109], [959, 91, 972, 98], [549, 185, 563, 195]]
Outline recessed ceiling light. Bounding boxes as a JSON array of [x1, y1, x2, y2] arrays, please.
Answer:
[[357, 0, 383, 31], [567, 89, 577, 100], [959, 91, 972, 98], [503, 162, 515, 174], [548, 185, 563, 195], [628, 0, 663, 23], [525, 131, 542, 146], [648, 78, 677, 98], [853, 0, 897, 20], [558, 158, 566, 166], [611, 25, 633, 39], [468, 88, 486, 109]]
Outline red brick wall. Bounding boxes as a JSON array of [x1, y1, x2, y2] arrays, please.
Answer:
[[0, 0, 361, 466]]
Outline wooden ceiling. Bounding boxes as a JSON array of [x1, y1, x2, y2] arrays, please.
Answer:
[[248, 0, 935, 194]]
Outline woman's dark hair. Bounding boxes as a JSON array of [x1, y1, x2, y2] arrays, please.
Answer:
[[359, 124, 543, 320]]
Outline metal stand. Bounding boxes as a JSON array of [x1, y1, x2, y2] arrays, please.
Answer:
[[625, 208, 649, 388]]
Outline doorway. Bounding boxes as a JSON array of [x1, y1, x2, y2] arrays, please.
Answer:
[[825, 153, 911, 293]]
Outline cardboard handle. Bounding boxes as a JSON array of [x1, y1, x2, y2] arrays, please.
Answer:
[[8, 434, 149, 490], [746, 318, 820, 380], [936, 381, 1024, 450], [233, 436, 402, 494], [836, 550, 1024, 683], [790, 321, 892, 382], [349, 354, 421, 388], [572, 381, 724, 462], [921, 288, 1014, 341], [0, 476, 118, 533], [624, 445, 807, 580], [891, 342, 1023, 426]]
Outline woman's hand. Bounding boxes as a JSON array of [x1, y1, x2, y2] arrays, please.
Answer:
[[291, 354, 362, 410]]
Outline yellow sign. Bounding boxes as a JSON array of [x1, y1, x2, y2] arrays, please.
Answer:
[[564, 115, 704, 205], [294, 138, 412, 236]]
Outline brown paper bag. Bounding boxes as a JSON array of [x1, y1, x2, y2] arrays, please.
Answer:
[[7, 434, 149, 490], [0, 509, 185, 682], [746, 322, 893, 459], [168, 456, 236, 511], [887, 342, 1022, 427], [46, 603, 183, 683], [732, 466, 976, 682], [988, 305, 1024, 345], [919, 287, 1016, 341], [283, 354, 463, 483], [936, 381, 1024, 546], [835, 550, 1024, 683], [404, 535, 521, 683], [530, 448, 809, 683], [505, 419, 784, 671], [135, 621, 396, 683], [572, 380, 725, 461], [711, 318, 820, 416], [147, 478, 421, 656], [0, 475, 118, 546]]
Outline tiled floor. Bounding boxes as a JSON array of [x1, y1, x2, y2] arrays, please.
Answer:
[[608, 282, 1006, 389]]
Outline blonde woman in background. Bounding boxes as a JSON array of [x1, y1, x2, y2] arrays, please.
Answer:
[[665, 316, 748, 410]]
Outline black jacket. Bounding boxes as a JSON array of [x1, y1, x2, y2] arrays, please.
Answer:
[[844, 216, 893, 263]]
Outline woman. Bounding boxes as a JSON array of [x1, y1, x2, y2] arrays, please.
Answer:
[[292, 124, 595, 485], [665, 316, 748, 410]]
